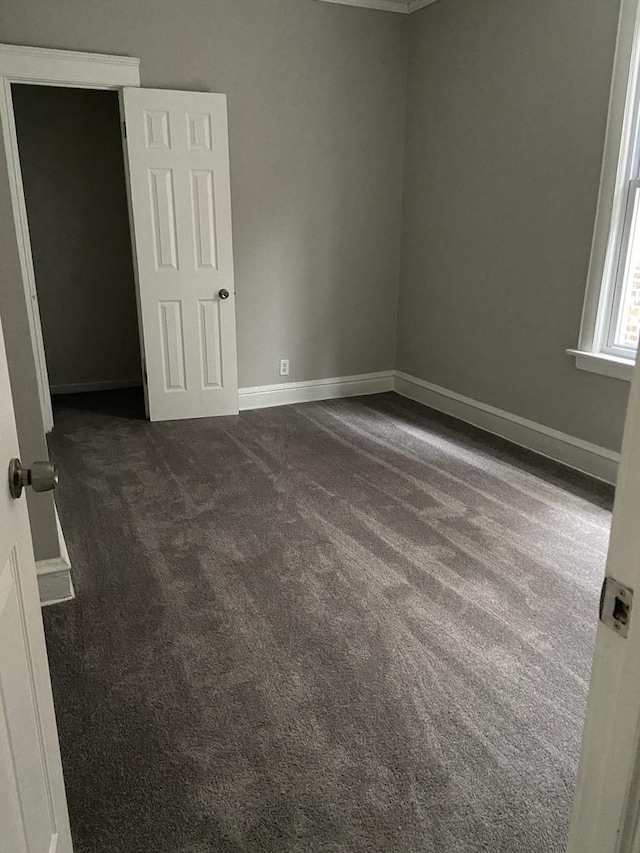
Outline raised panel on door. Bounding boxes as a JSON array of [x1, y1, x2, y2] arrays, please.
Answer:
[[0, 550, 54, 852], [190, 170, 218, 270], [198, 299, 224, 389], [159, 300, 187, 391], [122, 88, 238, 422], [149, 169, 179, 271]]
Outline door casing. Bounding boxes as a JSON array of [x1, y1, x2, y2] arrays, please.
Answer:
[[0, 43, 141, 433]]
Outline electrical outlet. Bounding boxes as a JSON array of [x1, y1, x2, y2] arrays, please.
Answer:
[[280, 359, 290, 376]]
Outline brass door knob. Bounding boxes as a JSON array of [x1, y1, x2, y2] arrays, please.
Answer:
[[218, 289, 230, 299], [8, 459, 58, 499]]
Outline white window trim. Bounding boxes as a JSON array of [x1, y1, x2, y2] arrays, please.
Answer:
[[570, 0, 640, 381]]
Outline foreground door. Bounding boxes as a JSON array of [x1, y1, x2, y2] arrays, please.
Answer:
[[122, 87, 239, 422], [567, 351, 640, 853], [0, 316, 72, 851]]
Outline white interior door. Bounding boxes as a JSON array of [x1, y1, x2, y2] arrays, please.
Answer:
[[122, 87, 239, 422], [0, 315, 72, 851], [567, 350, 640, 853]]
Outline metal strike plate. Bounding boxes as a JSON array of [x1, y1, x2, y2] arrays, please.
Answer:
[[600, 577, 633, 638]]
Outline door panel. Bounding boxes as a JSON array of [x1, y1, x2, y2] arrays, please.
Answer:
[[0, 551, 53, 852], [0, 314, 72, 852], [122, 88, 239, 421]]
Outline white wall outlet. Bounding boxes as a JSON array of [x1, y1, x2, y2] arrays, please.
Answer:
[[280, 359, 290, 376]]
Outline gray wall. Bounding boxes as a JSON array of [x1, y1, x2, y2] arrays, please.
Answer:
[[12, 85, 142, 394], [0, 135, 59, 561], [0, 0, 629, 488], [397, 0, 629, 452], [0, 0, 408, 388]]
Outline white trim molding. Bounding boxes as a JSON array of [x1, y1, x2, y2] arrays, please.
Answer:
[[36, 505, 74, 607], [314, 0, 438, 14], [50, 378, 143, 396], [567, 348, 635, 382], [238, 369, 619, 483], [571, 0, 640, 375], [239, 371, 394, 410], [0, 43, 141, 434], [394, 371, 620, 485], [1, 75, 53, 431], [0, 43, 140, 87]]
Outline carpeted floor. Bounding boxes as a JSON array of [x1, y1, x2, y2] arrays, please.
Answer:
[[42, 390, 612, 853]]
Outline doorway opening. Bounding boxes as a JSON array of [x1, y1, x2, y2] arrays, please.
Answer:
[[11, 83, 145, 425]]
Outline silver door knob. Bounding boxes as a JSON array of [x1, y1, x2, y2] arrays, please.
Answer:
[[218, 289, 230, 299], [8, 459, 58, 499]]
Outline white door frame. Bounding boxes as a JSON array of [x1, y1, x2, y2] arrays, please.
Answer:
[[0, 43, 141, 432], [567, 0, 640, 847], [567, 346, 640, 852]]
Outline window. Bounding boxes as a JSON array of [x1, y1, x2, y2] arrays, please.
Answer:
[[570, 0, 640, 381], [601, 153, 640, 359], [610, 180, 640, 354]]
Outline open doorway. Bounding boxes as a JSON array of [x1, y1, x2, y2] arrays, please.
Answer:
[[11, 84, 144, 423]]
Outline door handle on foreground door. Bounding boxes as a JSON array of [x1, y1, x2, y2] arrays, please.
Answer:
[[218, 289, 230, 299], [8, 459, 58, 499]]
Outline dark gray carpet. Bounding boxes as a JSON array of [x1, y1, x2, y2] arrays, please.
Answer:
[[43, 390, 612, 853]]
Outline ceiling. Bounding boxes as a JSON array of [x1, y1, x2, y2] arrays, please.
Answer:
[[314, 0, 439, 14]]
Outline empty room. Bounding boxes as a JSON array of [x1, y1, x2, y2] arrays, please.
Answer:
[[2, 0, 640, 852]]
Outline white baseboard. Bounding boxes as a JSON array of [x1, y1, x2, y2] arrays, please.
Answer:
[[237, 368, 618, 483], [50, 377, 142, 395], [238, 371, 395, 411], [36, 504, 74, 607], [394, 371, 620, 485]]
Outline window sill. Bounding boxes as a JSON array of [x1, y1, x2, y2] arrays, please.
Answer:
[[567, 348, 635, 381]]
